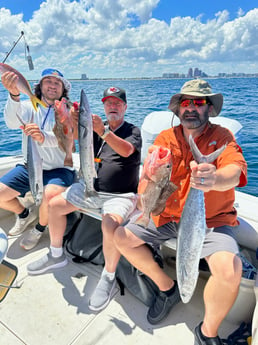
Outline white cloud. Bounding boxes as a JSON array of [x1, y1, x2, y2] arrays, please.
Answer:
[[0, 0, 257, 78]]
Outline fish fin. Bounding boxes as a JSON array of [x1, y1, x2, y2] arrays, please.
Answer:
[[169, 181, 177, 193], [135, 213, 150, 228], [152, 182, 177, 216], [189, 135, 227, 164], [30, 95, 47, 111]]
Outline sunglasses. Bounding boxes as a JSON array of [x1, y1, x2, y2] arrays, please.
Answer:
[[180, 99, 209, 107]]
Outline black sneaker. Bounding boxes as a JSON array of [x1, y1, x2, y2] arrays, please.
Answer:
[[147, 281, 181, 324], [194, 322, 223, 345]]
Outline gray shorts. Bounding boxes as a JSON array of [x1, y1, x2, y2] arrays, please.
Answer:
[[125, 210, 239, 258], [62, 181, 137, 221]]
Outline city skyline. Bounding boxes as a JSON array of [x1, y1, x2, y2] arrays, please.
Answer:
[[0, 1, 258, 79]]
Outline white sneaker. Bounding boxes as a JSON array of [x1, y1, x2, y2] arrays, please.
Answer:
[[27, 252, 68, 275], [88, 275, 116, 311], [20, 227, 44, 250], [9, 207, 38, 236]]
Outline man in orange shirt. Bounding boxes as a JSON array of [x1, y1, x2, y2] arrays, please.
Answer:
[[113, 79, 247, 345]]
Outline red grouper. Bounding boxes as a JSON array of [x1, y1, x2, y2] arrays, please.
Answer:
[[136, 145, 177, 228], [53, 97, 76, 167]]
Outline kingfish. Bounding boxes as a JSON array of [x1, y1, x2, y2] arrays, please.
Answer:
[[78, 90, 97, 196], [53, 97, 75, 167], [0, 63, 46, 111], [136, 146, 177, 228], [176, 135, 226, 303]]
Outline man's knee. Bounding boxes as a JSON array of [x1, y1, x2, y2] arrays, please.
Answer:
[[208, 252, 242, 287], [113, 226, 135, 250], [48, 194, 64, 213], [102, 213, 122, 235], [44, 185, 65, 203]]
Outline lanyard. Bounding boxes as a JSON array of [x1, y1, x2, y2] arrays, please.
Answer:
[[41, 105, 52, 130]]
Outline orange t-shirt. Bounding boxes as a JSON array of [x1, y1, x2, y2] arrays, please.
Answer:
[[152, 122, 247, 228]]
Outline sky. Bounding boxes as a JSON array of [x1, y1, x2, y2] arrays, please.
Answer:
[[0, 0, 258, 79]]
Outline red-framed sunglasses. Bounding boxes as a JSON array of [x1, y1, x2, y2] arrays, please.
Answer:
[[180, 99, 209, 107]]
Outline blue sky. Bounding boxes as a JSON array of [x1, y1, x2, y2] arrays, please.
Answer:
[[0, 0, 258, 78], [1, 0, 257, 22]]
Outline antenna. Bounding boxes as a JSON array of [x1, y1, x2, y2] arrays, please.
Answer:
[[2, 31, 24, 63], [2, 31, 34, 70]]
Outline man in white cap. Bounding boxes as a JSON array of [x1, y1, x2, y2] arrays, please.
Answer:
[[113, 79, 247, 345], [0, 68, 76, 250]]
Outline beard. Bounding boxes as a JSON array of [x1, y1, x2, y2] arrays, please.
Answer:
[[106, 113, 123, 121], [180, 109, 209, 129]]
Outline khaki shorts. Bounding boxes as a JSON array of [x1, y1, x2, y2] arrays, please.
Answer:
[[62, 181, 137, 221], [125, 210, 239, 258]]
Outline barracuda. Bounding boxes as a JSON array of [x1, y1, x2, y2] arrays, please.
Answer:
[[78, 90, 97, 197]]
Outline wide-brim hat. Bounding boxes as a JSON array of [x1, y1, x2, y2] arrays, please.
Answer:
[[102, 86, 127, 103], [168, 79, 223, 117], [36, 68, 71, 93]]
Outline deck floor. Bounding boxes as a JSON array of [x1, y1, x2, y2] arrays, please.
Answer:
[[0, 214, 245, 345]]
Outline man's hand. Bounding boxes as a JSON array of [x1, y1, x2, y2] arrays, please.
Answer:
[[1, 71, 20, 96], [20, 123, 45, 144], [92, 114, 105, 137], [190, 160, 216, 192]]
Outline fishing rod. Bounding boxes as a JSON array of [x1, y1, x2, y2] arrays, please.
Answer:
[[2, 31, 34, 70]]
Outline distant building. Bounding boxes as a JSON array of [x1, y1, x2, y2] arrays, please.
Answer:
[[81, 74, 88, 80], [187, 68, 193, 78], [162, 73, 186, 78], [162, 67, 208, 79]]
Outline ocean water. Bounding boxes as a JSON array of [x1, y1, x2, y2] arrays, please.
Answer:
[[0, 78, 257, 197]]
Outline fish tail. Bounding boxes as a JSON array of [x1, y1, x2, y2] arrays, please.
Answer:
[[30, 95, 47, 111], [189, 135, 227, 164], [64, 155, 73, 167], [85, 190, 98, 198]]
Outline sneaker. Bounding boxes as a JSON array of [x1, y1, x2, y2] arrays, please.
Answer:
[[147, 281, 181, 324], [20, 227, 44, 250], [194, 322, 223, 345], [88, 275, 116, 311], [9, 207, 37, 236], [27, 252, 68, 275]]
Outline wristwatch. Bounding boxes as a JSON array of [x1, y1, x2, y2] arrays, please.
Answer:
[[100, 126, 110, 140]]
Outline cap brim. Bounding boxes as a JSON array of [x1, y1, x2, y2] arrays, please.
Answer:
[[39, 74, 71, 93], [101, 95, 125, 103]]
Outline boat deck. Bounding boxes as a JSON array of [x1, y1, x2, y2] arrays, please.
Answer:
[[0, 211, 241, 345]]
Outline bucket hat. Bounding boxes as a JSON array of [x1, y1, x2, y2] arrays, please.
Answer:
[[37, 68, 71, 93], [102, 86, 127, 103], [168, 79, 223, 117]]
